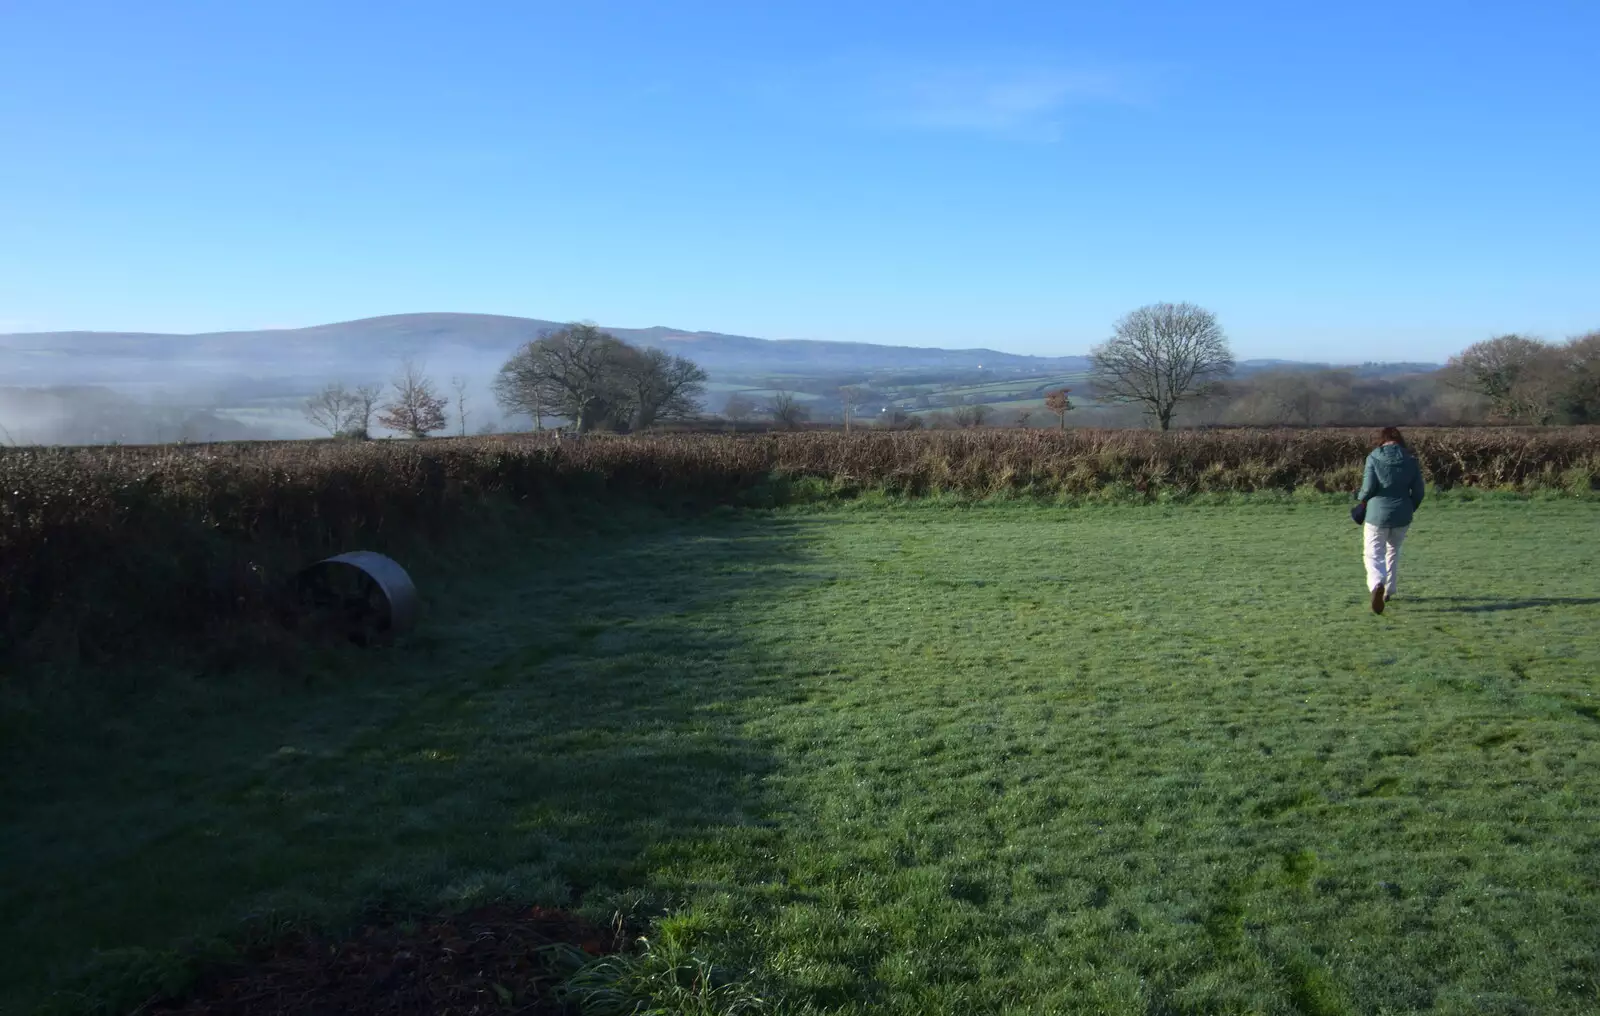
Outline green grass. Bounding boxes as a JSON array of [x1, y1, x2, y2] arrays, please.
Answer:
[[5, 499, 1600, 1014]]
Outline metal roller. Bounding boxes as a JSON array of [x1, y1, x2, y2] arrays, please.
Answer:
[[292, 550, 418, 644]]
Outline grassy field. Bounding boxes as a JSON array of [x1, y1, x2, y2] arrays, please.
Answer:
[[888, 372, 1093, 414], [5, 498, 1600, 1013]]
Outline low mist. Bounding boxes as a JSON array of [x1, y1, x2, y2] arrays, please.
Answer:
[[0, 385, 294, 446]]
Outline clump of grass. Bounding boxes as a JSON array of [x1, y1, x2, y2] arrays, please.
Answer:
[[564, 915, 771, 1016]]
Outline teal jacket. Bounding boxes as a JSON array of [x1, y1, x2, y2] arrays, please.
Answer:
[[1357, 444, 1426, 528]]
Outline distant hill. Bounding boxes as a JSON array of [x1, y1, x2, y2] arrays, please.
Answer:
[[0, 313, 1448, 443], [0, 313, 1092, 386], [0, 313, 1441, 393]]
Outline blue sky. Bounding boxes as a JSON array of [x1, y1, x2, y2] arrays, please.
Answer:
[[1, 1, 1596, 362]]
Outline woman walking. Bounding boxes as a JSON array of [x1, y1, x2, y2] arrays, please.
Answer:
[[1357, 427, 1426, 614]]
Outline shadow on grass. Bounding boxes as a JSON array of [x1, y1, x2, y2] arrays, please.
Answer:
[[0, 510, 819, 1012], [1419, 596, 1600, 613]]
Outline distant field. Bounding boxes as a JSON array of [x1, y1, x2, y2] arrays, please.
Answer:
[[5, 500, 1600, 1013], [704, 382, 826, 401], [705, 370, 1091, 414], [888, 371, 1093, 412], [735, 388, 825, 402], [184, 368, 1085, 434], [907, 396, 1057, 417]]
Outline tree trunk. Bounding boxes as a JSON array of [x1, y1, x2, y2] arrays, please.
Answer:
[[575, 396, 603, 433]]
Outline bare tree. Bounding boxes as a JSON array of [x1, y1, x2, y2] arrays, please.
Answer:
[[377, 360, 449, 439], [303, 383, 355, 437], [1044, 388, 1073, 431], [1564, 331, 1600, 423], [840, 385, 865, 432], [1090, 303, 1234, 430], [1504, 346, 1571, 425], [303, 382, 378, 438], [493, 324, 627, 432], [1443, 334, 1549, 420], [451, 376, 470, 437], [723, 393, 756, 422], [349, 384, 381, 439], [623, 347, 708, 429], [768, 390, 809, 429], [1264, 372, 1325, 427], [1015, 409, 1034, 427], [495, 357, 546, 431], [494, 323, 706, 433]]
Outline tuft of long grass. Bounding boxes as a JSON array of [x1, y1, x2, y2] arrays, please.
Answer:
[[563, 917, 771, 1016]]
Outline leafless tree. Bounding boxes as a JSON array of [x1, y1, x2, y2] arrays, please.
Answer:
[[622, 346, 708, 429], [1564, 331, 1600, 423], [768, 390, 809, 429], [494, 324, 628, 432], [451, 376, 470, 437], [1044, 388, 1073, 431], [723, 393, 756, 422], [1504, 346, 1572, 425], [1442, 334, 1549, 419], [349, 384, 381, 438], [377, 360, 449, 439], [303, 382, 379, 438], [1090, 303, 1234, 430], [1264, 372, 1326, 426], [840, 385, 865, 432], [493, 351, 547, 431], [493, 323, 706, 433], [303, 383, 355, 437], [1015, 409, 1034, 427]]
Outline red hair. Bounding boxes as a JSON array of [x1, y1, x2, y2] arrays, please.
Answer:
[[1378, 426, 1406, 447]]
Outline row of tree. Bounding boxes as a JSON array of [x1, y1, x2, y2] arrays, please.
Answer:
[[306, 310, 1599, 439], [304, 324, 710, 439], [1185, 331, 1600, 428], [1191, 370, 1479, 428], [303, 365, 462, 440], [1443, 332, 1600, 424], [1079, 304, 1599, 429]]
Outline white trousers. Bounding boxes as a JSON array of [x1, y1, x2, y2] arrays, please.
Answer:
[[1363, 523, 1408, 596]]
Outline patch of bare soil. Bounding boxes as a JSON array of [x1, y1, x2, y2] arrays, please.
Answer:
[[146, 906, 621, 1016]]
